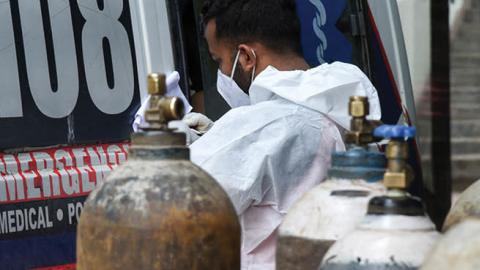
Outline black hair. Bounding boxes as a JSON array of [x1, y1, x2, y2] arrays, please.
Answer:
[[201, 0, 303, 56]]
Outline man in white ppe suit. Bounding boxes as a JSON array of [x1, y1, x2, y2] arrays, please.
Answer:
[[165, 0, 380, 269]]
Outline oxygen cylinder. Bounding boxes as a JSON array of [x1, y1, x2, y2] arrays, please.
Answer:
[[421, 218, 480, 270], [320, 125, 439, 270], [76, 73, 241, 270], [443, 180, 480, 231], [276, 96, 386, 270]]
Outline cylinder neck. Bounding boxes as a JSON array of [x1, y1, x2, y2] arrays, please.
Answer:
[[129, 73, 189, 161], [130, 131, 189, 161], [367, 136, 425, 216], [367, 194, 425, 216], [328, 147, 386, 182]]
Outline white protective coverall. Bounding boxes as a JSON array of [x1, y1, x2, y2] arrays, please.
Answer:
[[190, 62, 381, 270]]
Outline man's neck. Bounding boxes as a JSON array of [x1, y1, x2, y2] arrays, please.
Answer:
[[258, 53, 310, 73], [274, 55, 311, 71]]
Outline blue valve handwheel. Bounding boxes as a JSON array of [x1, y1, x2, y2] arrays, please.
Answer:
[[374, 125, 416, 139]]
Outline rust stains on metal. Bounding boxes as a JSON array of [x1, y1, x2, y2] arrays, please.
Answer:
[[77, 159, 240, 270]]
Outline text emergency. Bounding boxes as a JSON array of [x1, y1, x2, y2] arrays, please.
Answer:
[[0, 143, 129, 238]]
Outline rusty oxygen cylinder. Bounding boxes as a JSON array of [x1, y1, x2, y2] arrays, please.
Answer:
[[76, 73, 241, 270], [320, 125, 439, 270], [276, 96, 386, 270]]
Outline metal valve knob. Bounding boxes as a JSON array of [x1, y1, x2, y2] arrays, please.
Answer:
[[144, 73, 185, 130], [374, 125, 416, 190], [345, 96, 382, 146], [349, 96, 369, 118]]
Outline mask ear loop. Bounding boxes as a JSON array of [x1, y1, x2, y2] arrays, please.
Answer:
[[251, 50, 257, 83], [230, 50, 241, 79]]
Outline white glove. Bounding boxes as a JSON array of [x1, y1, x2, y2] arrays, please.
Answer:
[[165, 71, 193, 113], [167, 113, 213, 145], [182, 113, 214, 135], [168, 121, 200, 145], [133, 71, 193, 132]]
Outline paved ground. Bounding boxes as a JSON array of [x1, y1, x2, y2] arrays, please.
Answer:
[[450, 0, 480, 191]]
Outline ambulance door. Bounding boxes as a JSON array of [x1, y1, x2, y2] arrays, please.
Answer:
[[0, 1, 175, 268]]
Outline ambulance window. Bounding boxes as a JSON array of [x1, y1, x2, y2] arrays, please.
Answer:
[[167, 0, 230, 120]]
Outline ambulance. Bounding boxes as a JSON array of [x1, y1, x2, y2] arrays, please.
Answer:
[[0, 0, 445, 268]]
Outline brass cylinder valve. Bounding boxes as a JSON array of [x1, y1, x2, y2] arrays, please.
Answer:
[[349, 96, 369, 118], [345, 96, 382, 146], [384, 140, 410, 189], [373, 125, 416, 190], [144, 73, 185, 130]]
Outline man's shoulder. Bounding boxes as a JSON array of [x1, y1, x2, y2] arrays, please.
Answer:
[[220, 99, 326, 124], [212, 100, 338, 140], [227, 98, 297, 115]]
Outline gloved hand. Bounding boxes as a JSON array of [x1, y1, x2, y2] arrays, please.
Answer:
[[133, 71, 193, 132], [167, 113, 213, 145], [182, 113, 214, 135], [168, 121, 200, 145]]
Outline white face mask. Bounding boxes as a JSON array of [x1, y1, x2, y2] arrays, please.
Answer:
[[217, 50, 256, 108]]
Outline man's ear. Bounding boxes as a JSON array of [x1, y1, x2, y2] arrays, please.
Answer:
[[237, 44, 257, 72]]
